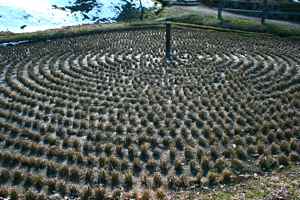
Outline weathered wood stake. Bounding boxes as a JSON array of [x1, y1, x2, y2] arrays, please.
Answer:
[[139, 0, 144, 21], [261, 0, 268, 24], [218, 0, 224, 23], [165, 22, 172, 62]]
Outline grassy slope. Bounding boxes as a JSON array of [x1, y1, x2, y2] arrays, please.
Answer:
[[156, 5, 300, 38], [1, 3, 300, 43]]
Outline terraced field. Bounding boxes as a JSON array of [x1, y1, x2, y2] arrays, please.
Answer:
[[0, 27, 299, 199]]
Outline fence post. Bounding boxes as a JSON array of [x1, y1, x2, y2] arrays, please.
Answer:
[[165, 22, 172, 62], [261, 0, 268, 24], [218, 0, 224, 23]]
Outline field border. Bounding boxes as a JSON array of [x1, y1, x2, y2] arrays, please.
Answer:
[[0, 20, 280, 46]]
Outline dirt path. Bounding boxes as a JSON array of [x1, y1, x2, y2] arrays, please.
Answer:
[[171, 3, 300, 28]]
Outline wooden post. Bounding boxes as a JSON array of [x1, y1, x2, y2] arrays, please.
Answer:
[[139, 0, 144, 21], [218, 0, 224, 23], [165, 22, 172, 62], [261, 0, 268, 24]]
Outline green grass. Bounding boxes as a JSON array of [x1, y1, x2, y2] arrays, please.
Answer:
[[1, 4, 300, 44], [184, 165, 300, 200], [214, 192, 233, 200], [0, 21, 163, 44], [159, 7, 300, 39], [245, 188, 267, 199]]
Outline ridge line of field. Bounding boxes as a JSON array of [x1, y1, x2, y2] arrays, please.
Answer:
[[0, 20, 279, 46]]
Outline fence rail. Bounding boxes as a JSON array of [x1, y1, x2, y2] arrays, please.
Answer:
[[224, 8, 300, 17], [218, 1, 300, 24]]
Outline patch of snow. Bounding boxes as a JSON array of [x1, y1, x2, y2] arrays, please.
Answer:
[[0, 0, 157, 33], [0, 40, 30, 47]]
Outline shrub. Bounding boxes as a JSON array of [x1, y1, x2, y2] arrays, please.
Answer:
[[13, 171, 24, 185], [57, 181, 67, 196], [246, 136, 255, 145], [267, 132, 276, 144], [115, 145, 123, 158], [184, 146, 194, 162], [220, 169, 233, 184], [215, 158, 226, 173], [120, 160, 129, 171], [198, 136, 208, 147], [160, 160, 169, 175], [230, 159, 244, 173], [290, 152, 300, 162], [0, 169, 10, 184], [189, 160, 199, 175], [153, 173, 162, 188], [213, 126, 223, 139], [70, 167, 81, 183], [146, 159, 157, 173], [140, 143, 150, 161], [271, 143, 280, 155], [235, 146, 248, 160], [195, 172, 203, 186], [0, 188, 9, 198], [152, 148, 160, 160], [124, 172, 133, 189], [141, 190, 151, 200], [104, 143, 113, 156], [156, 189, 166, 200], [59, 165, 69, 179], [169, 147, 176, 162], [207, 172, 219, 186], [191, 127, 200, 138], [33, 176, 44, 191], [133, 158, 142, 173], [196, 148, 204, 161], [98, 170, 107, 185], [112, 189, 122, 200], [167, 176, 177, 190], [222, 135, 229, 146], [98, 157, 107, 168], [108, 156, 120, 170], [85, 170, 94, 184], [177, 176, 190, 189], [259, 155, 278, 172], [280, 141, 291, 154], [69, 185, 79, 198], [278, 154, 289, 166], [128, 145, 137, 161], [80, 187, 93, 200], [10, 189, 18, 200], [141, 174, 150, 187], [162, 136, 171, 148], [45, 135, 57, 146], [210, 146, 220, 160], [234, 135, 244, 146], [47, 179, 56, 194], [247, 145, 257, 157], [290, 139, 299, 151], [94, 187, 106, 200], [175, 160, 183, 174], [46, 162, 58, 177], [175, 137, 184, 150], [257, 143, 265, 155], [25, 190, 36, 200], [201, 156, 210, 175], [111, 171, 120, 187]]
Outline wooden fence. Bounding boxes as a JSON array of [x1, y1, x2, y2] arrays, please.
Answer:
[[218, 0, 300, 24]]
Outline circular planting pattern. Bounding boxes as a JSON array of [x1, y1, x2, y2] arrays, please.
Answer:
[[0, 27, 300, 199]]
